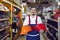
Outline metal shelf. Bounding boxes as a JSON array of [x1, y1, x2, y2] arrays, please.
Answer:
[[0, 18, 9, 21], [0, 26, 9, 32], [48, 19, 58, 22], [0, 10, 9, 12], [47, 31, 55, 40], [1, 33, 9, 40], [47, 23, 58, 31]]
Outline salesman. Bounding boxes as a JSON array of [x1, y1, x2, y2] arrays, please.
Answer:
[[23, 7, 44, 40]]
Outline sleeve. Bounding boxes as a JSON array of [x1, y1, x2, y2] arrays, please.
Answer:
[[38, 16, 43, 24], [23, 16, 29, 26], [37, 16, 47, 32]]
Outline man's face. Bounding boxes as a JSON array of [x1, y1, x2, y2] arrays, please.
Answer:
[[30, 8, 36, 15]]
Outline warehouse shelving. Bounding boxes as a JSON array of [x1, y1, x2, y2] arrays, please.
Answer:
[[0, 18, 9, 21], [0, 10, 9, 40], [0, 0, 22, 40], [1, 33, 9, 40], [47, 23, 58, 31], [0, 10, 10, 40], [0, 26, 9, 32], [46, 19, 58, 40]]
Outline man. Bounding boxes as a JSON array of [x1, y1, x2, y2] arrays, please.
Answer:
[[23, 7, 44, 40]]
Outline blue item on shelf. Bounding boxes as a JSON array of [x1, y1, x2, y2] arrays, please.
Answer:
[[12, 17, 18, 22]]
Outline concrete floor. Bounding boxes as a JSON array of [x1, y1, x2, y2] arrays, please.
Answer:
[[6, 33, 48, 40]]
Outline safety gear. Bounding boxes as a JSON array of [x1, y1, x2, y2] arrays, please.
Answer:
[[20, 25, 32, 35]]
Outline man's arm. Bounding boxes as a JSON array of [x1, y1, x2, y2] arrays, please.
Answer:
[[38, 16, 43, 24], [38, 16, 45, 33], [23, 16, 29, 26]]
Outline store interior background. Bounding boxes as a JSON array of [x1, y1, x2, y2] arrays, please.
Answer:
[[0, 0, 60, 40]]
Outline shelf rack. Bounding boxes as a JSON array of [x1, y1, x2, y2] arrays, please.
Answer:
[[46, 19, 58, 40], [0, 0, 22, 40]]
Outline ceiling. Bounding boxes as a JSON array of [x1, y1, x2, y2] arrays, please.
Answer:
[[22, 0, 56, 7]]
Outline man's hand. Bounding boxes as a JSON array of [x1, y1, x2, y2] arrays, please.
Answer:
[[40, 30, 44, 33]]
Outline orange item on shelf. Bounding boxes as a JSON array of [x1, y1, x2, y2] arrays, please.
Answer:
[[20, 25, 32, 35]]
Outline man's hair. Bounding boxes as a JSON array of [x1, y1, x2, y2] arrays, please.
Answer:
[[30, 7, 36, 10], [31, 7, 36, 8]]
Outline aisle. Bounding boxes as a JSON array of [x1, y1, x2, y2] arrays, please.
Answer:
[[40, 33, 45, 40], [17, 35, 26, 40]]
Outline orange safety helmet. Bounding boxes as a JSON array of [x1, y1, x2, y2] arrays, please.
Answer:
[[20, 25, 32, 35]]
